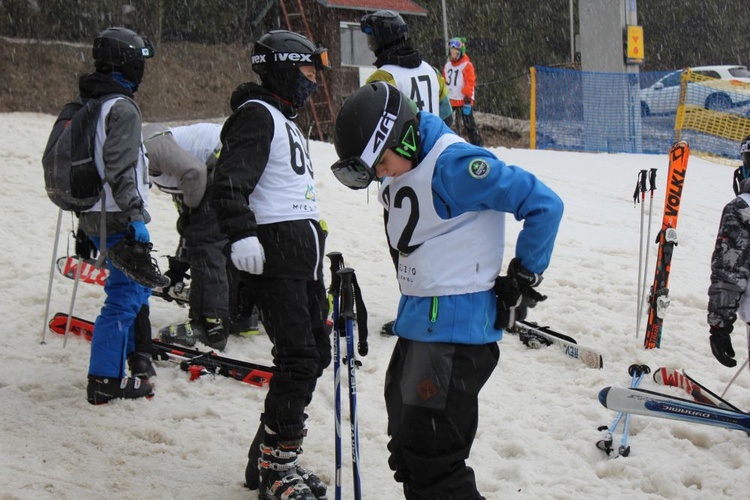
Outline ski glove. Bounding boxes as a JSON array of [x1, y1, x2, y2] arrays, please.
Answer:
[[493, 258, 547, 330], [231, 236, 265, 275], [162, 256, 190, 301], [709, 326, 736, 367], [74, 228, 98, 260], [462, 97, 472, 115], [129, 220, 150, 243]]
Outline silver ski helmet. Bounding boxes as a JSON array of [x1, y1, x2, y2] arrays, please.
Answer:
[[251, 30, 330, 109], [93, 27, 154, 86], [331, 82, 420, 190], [360, 10, 409, 54]]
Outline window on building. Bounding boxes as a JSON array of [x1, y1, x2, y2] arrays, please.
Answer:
[[340, 22, 372, 67]]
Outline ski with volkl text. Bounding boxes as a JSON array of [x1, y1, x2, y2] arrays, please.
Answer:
[[48, 312, 273, 387], [652, 367, 742, 411], [643, 141, 690, 349], [511, 320, 603, 369], [598, 386, 750, 432], [55, 255, 189, 306]]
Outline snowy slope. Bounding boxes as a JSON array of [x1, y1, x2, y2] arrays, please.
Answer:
[[1, 112, 749, 499]]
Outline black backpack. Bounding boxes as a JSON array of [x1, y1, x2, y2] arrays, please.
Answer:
[[42, 97, 106, 211]]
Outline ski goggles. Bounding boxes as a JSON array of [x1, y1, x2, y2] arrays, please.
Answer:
[[448, 38, 464, 49], [331, 156, 378, 190]]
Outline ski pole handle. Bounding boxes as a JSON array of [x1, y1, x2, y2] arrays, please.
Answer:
[[337, 268, 355, 320], [648, 168, 657, 193], [327, 252, 344, 298]]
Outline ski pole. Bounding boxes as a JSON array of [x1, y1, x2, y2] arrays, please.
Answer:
[[634, 170, 647, 337], [597, 364, 649, 456], [62, 254, 86, 348], [338, 267, 362, 500], [618, 364, 650, 456], [41, 208, 64, 344], [326, 251, 345, 500], [721, 358, 749, 399], [637, 169, 658, 339]]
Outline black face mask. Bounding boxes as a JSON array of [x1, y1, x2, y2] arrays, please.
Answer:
[[292, 72, 318, 109]]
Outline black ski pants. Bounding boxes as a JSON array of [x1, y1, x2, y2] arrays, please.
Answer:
[[385, 338, 499, 500], [257, 276, 331, 439]]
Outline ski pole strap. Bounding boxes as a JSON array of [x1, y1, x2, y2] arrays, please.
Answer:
[[336, 267, 369, 357], [632, 170, 647, 205]]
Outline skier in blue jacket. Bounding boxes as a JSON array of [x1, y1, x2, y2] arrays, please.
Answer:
[[331, 82, 563, 499]]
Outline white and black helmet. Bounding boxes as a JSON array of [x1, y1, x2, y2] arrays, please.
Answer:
[[251, 30, 330, 108], [331, 82, 420, 190]]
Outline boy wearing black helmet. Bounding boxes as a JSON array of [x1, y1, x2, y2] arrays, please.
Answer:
[[360, 9, 452, 126], [708, 134, 750, 369], [74, 27, 166, 405], [331, 82, 563, 499], [205, 30, 330, 500]]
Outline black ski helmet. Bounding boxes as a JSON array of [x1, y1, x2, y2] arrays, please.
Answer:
[[360, 10, 409, 54], [331, 82, 420, 189], [251, 30, 330, 108], [93, 27, 154, 86]]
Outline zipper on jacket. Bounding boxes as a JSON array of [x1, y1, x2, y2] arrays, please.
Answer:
[[429, 296, 439, 323]]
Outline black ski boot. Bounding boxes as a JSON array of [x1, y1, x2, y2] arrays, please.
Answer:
[[256, 430, 326, 500], [159, 317, 227, 351], [107, 236, 171, 289], [86, 375, 154, 405], [127, 351, 157, 382]]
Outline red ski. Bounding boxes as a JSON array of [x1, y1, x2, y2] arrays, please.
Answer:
[[55, 255, 188, 305], [644, 142, 690, 349], [48, 312, 273, 387]]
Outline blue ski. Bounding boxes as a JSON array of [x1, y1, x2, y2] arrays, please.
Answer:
[[599, 386, 750, 433]]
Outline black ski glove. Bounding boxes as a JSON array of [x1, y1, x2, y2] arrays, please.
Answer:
[[493, 258, 547, 330], [162, 256, 190, 299], [709, 325, 736, 367], [74, 228, 98, 260]]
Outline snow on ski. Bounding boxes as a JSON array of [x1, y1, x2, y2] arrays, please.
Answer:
[[643, 141, 690, 349], [512, 320, 603, 369]]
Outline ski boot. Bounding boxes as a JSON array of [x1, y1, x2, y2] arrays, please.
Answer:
[[249, 426, 327, 499], [231, 307, 261, 337], [127, 351, 157, 383], [86, 375, 154, 405], [159, 317, 227, 351], [108, 235, 170, 289]]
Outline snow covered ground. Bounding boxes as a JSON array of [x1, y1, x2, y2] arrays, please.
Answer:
[[1, 112, 749, 499]]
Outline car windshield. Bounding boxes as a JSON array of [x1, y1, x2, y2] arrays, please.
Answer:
[[728, 66, 750, 78]]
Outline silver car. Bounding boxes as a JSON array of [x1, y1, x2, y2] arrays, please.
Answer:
[[640, 65, 750, 116]]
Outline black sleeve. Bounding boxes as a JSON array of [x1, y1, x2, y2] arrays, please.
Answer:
[[206, 102, 274, 242]]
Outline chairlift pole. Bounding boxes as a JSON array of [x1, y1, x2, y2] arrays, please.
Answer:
[[441, 0, 449, 57]]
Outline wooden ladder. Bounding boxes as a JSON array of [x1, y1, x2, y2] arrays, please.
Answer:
[[279, 0, 335, 141]]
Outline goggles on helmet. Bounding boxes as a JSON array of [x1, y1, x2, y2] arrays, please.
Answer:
[[331, 83, 402, 190], [448, 38, 464, 49]]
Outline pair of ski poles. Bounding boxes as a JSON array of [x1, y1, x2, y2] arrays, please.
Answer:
[[327, 252, 369, 500], [597, 364, 650, 457], [634, 169, 658, 339]]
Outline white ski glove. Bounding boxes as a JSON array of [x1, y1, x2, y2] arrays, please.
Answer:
[[231, 236, 265, 274]]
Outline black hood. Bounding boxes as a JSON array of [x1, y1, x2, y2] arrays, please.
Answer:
[[229, 82, 297, 119], [375, 46, 422, 69], [78, 72, 134, 99]]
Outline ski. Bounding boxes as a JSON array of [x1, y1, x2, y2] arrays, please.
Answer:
[[598, 386, 750, 433], [55, 255, 188, 305], [643, 141, 690, 349], [652, 367, 741, 411], [48, 312, 273, 387], [512, 320, 603, 369]]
